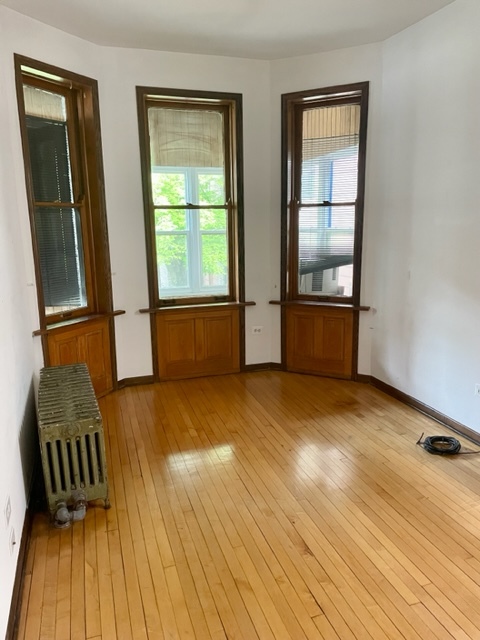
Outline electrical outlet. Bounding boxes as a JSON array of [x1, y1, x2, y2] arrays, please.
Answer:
[[4, 497, 11, 528], [9, 528, 16, 555], [252, 326, 263, 335], [475, 384, 480, 396]]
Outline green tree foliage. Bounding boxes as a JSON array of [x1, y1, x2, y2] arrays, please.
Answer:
[[152, 170, 228, 295]]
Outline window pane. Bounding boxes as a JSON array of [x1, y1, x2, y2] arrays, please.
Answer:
[[201, 234, 228, 292], [298, 204, 354, 295], [25, 106, 74, 204], [155, 209, 187, 231], [34, 207, 87, 315], [301, 104, 359, 205], [300, 265, 353, 297], [198, 173, 225, 206], [199, 208, 227, 231], [156, 234, 188, 292], [152, 172, 186, 206]]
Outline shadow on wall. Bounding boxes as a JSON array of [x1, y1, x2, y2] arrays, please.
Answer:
[[18, 379, 42, 508]]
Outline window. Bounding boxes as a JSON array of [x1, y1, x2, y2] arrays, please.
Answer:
[[15, 56, 112, 327], [137, 88, 243, 306], [282, 83, 369, 304]]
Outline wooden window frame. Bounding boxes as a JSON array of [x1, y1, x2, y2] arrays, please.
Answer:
[[136, 87, 244, 309], [15, 55, 113, 331], [281, 82, 369, 307]]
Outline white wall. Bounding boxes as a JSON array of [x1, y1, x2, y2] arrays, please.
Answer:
[[0, 11, 42, 636], [99, 47, 272, 375], [373, 0, 480, 432], [269, 43, 384, 369]]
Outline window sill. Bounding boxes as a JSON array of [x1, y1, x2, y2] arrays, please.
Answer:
[[139, 301, 255, 314], [269, 300, 370, 311], [32, 310, 125, 336]]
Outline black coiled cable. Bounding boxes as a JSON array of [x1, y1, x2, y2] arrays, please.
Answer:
[[416, 433, 480, 455]]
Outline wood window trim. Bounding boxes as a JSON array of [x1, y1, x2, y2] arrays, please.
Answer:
[[32, 310, 126, 337], [136, 86, 245, 310], [14, 54, 114, 330], [269, 300, 370, 311], [23, 75, 96, 323], [139, 301, 255, 314], [281, 81, 369, 308]]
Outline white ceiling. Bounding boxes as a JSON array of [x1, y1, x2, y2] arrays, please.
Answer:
[[0, 0, 454, 60]]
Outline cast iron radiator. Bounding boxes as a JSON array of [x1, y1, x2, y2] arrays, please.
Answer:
[[37, 363, 110, 516]]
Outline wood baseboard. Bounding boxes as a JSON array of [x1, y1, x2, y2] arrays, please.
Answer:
[[117, 375, 155, 389], [355, 373, 371, 383], [6, 509, 32, 640], [118, 368, 287, 387], [370, 376, 480, 446], [243, 362, 284, 372]]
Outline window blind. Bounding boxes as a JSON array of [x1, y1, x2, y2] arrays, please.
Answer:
[[26, 114, 86, 311], [298, 104, 359, 276], [34, 206, 86, 310]]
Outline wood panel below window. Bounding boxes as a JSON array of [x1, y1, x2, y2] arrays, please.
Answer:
[[46, 317, 113, 396], [286, 304, 353, 378], [156, 307, 240, 379]]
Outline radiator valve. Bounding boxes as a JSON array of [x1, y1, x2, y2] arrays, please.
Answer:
[[54, 490, 87, 529]]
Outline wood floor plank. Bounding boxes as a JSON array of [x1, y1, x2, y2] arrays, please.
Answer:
[[107, 528, 133, 640], [70, 519, 86, 640], [95, 508, 117, 640], [55, 528, 72, 640], [19, 372, 480, 639], [82, 508, 101, 640], [39, 529, 60, 639]]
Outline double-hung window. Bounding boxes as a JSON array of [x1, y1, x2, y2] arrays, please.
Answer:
[[15, 56, 112, 328], [137, 88, 242, 307], [282, 82, 369, 304]]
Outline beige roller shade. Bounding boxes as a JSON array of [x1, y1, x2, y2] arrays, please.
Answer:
[[148, 106, 225, 168], [23, 85, 66, 122]]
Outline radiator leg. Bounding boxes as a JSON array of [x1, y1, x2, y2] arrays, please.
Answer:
[[104, 498, 111, 509]]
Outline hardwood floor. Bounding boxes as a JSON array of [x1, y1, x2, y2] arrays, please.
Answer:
[[16, 372, 480, 639]]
